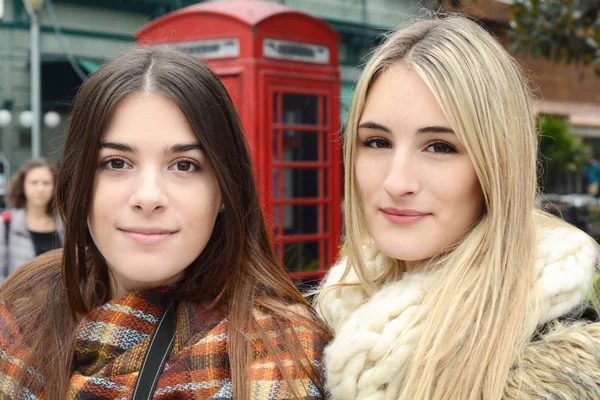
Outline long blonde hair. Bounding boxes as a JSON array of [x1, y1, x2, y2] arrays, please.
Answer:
[[319, 14, 592, 399]]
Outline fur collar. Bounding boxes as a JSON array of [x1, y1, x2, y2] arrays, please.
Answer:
[[319, 226, 600, 399]]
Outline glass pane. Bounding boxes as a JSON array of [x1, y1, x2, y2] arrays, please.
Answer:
[[322, 168, 328, 197], [272, 205, 280, 232], [283, 168, 319, 199], [273, 169, 279, 199], [323, 132, 329, 161], [284, 241, 320, 272], [324, 204, 329, 233], [283, 204, 319, 235], [275, 243, 284, 264], [282, 94, 318, 125], [282, 130, 318, 162], [323, 96, 328, 126], [273, 93, 279, 124], [273, 131, 280, 161]]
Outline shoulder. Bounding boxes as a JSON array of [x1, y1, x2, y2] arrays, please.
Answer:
[[182, 302, 328, 356], [249, 304, 328, 398], [0, 251, 62, 303], [316, 248, 385, 331], [0, 301, 34, 398], [315, 257, 357, 331], [6, 208, 25, 221], [0, 210, 10, 224], [0, 300, 21, 342], [535, 225, 597, 323], [0, 208, 25, 225], [506, 320, 600, 399], [0, 276, 58, 399], [505, 224, 600, 397], [252, 304, 328, 354], [3, 209, 26, 234]]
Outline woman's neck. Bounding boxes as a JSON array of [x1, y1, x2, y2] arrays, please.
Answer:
[[25, 203, 49, 219], [25, 203, 55, 232], [404, 259, 428, 272]]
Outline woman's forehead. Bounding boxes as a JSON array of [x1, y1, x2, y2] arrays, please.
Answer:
[[102, 93, 199, 148]]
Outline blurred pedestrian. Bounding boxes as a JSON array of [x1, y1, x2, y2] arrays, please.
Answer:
[[0, 158, 63, 281], [0, 47, 330, 399], [584, 152, 600, 196], [316, 14, 600, 399]]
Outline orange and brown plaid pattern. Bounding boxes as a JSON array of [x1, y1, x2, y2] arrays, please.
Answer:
[[0, 288, 326, 399]]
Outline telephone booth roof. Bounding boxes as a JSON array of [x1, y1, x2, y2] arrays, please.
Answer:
[[136, 0, 339, 65], [137, 0, 338, 32], [161, 1, 323, 27]]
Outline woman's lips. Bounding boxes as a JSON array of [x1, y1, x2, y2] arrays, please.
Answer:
[[119, 228, 177, 245], [381, 208, 430, 225]]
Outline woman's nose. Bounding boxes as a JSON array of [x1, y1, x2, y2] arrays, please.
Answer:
[[128, 170, 168, 214], [382, 151, 421, 198]]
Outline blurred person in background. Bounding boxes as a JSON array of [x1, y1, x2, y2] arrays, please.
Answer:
[[0, 158, 63, 281], [584, 152, 600, 196]]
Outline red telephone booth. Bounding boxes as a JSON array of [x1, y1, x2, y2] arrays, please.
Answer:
[[136, 0, 342, 280]]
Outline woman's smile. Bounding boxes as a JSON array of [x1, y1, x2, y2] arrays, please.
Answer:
[[118, 227, 179, 246]]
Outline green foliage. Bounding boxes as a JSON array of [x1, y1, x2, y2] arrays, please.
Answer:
[[538, 114, 589, 193], [507, 0, 600, 77], [588, 203, 600, 222], [435, 0, 600, 78], [538, 115, 589, 173]]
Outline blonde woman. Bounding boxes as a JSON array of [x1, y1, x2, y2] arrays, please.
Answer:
[[317, 14, 600, 399]]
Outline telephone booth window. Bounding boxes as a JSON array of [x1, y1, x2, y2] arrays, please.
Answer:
[[272, 91, 330, 275]]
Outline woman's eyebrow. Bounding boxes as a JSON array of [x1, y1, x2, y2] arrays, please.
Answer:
[[99, 142, 204, 154], [358, 121, 391, 133], [358, 122, 455, 135], [100, 142, 137, 153], [167, 143, 204, 154], [416, 126, 455, 135]]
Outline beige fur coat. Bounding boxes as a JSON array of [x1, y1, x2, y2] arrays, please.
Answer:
[[319, 226, 600, 399]]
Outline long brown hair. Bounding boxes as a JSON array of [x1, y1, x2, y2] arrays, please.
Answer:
[[0, 47, 331, 398], [9, 157, 57, 213]]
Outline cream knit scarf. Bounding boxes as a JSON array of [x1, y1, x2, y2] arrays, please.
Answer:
[[319, 227, 597, 399]]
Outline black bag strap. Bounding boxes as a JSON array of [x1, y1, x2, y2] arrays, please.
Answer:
[[2, 211, 10, 278], [132, 302, 177, 400]]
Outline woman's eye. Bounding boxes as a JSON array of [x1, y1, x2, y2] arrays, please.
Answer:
[[426, 141, 457, 154], [170, 160, 200, 172], [103, 158, 131, 170], [362, 138, 391, 149]]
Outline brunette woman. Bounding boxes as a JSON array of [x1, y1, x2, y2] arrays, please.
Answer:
[[0, 47, 330, 399]]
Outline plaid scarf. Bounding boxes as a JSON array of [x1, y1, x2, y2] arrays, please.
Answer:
[[0, 287, 325, 399]]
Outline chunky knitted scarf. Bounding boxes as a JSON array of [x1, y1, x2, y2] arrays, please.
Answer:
[[0, 286, 325, 399], [319, 226, 597, 399]]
